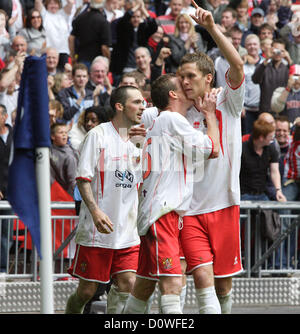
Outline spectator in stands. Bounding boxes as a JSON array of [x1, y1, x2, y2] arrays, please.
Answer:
[[279, 12, 300, 65], [35, 0, 74, 71], [258, 22, 276, 42], [69, 105, 114, 151], [11, 35, 28, 55], [242, 34, 264, 134], [87, 56, 112, 107], [57, 63, 94, 124], [167, 13, 207, 73], [134, 46, 168, 85], [280, 118, 300, 269], [0, 0, 34, 32], [240, 119, 286, 202], [48, 99, 64, 126], [0, 104, 14, 273], [241, 7, 265, 46], [252, 38, 290, 115], [265, 0, 279, 30], [260, 37, 273, 58], [146, 24, 166, 63], [0, 51, 25, 126], [48, 71, 72, 101], [233, 0, 249, 32], [103, 0, 123, 22], [46, 46, 59, 76], [19, 8, 46, 56], [217, 7, 238, 34], [157, 0, 183, 35], [195, 0, 232, 51], [69, 0, 111, 69], [271, 64, 300, 124], [275, 115, 291, 180], [110, 0, 158, 86], [35, 0, 72, 65], [50, 123, 79, 197], [118, 70, 150, 104], [282, 119, 300, 200], [0, 9, 18, 62]]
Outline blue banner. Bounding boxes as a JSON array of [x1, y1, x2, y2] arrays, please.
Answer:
[[7, 55, 50, 257]]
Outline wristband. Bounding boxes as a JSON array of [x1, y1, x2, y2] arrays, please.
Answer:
[[276, 188, 282, 192]]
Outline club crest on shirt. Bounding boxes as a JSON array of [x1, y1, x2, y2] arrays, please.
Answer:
[[193, 121, 200, 129], [162, 258, 173, 270], [80, 262, 87, 273]]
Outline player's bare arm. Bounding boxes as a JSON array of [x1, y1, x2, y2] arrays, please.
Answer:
[[195, 91, 220, 158], [77, 178, 114, 234], [190, 0, 244, 87]]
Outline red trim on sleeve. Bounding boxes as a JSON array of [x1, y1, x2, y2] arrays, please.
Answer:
[[225, 69, 245, 90], [99, 148, 105, 196], [215, 109, 224, 156], [76, 177, 92, 182]]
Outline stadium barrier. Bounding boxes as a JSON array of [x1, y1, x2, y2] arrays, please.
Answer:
[[0, 200, 300, 312]]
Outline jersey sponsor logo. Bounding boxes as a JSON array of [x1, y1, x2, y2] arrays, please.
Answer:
[[115, 169, 134, 182], [115, 169, 134, 188]]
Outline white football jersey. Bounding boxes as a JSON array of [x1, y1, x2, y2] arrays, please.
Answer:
[[185, 76, 245, 215], [75, 122, 142, 249], [138, 110, 213, 236]]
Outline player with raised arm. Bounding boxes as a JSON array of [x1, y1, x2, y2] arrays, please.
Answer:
[[178, 0, 245, 314]]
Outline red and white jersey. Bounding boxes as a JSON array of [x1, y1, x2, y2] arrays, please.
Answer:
[[138, 110, 214, 236], [284, 140, 300, 180], [185, 74, 245, 215], [75, 122, 141, 249]]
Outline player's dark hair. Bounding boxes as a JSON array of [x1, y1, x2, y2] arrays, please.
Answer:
[[151, 73, 177, 110], [110, 85, 140, 112]]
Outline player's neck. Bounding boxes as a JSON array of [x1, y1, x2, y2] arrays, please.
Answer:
[[111, 118, 132, 141]]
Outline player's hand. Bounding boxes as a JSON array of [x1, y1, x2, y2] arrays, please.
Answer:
[[190, 0, 215, 30], [194, 91, 217, 117], [129, 124, 146, 148], [92, 208, 114, 234]]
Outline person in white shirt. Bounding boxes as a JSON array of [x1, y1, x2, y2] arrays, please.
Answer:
[[34, 0, 74, 70], [123, 73, 220, 314], [178, 1, 245, 314], [65, 85, 145, 314]]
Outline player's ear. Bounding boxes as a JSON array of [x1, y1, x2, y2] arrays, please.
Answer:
[[115, 102, 124, 112], [205, 73, 213, 86], [169, 90, 177, 99]]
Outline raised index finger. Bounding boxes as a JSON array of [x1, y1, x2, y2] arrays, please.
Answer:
[[191, 0, 199, 9]]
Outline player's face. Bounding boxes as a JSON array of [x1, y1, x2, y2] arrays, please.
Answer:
[[123, 90, 145, 125], [173, 77, 193, 110], [179, 62, 209, 100]]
